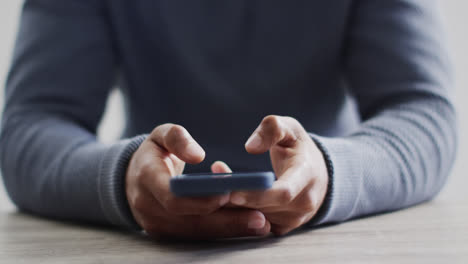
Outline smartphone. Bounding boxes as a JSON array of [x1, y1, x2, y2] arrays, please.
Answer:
[[170, 171, 275, 197]]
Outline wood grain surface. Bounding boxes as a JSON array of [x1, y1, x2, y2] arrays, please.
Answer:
[[0, 184, 466, 264]]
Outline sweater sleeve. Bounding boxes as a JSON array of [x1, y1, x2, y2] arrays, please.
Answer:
[[0, 0, 145, 229], [309, 0, 457, 225]]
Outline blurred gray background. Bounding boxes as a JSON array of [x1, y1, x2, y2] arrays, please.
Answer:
[[0, 1, 467, 210]]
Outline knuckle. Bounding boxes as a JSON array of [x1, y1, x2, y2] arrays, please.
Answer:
[[304, 194, 319, 212], [167, 124, 186, 139], [131, 194, 148, 212], [285, 116, 300, 126], [152, 123, 172, 136], [166, 125, 191, 150], [262, 115, 281, 130], [278, 185, 294, 204], [260, 115, 284, 141], [301, 201, 316, 213]]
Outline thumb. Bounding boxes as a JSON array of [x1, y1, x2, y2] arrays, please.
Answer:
[[210, 161, 233, 173], [245, 115, 302, 154]]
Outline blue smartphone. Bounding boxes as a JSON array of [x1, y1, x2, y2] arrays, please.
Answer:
[[170, 171, 275, 197]]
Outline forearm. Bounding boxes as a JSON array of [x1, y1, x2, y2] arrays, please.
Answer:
[[0, 111, 146, 228], [0, 0, 149, 229], [310, 93, 457, 224]]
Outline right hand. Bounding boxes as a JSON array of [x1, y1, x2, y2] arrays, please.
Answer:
[[125, 123, 271, 239]]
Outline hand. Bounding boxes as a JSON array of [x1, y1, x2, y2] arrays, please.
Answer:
[[230, 115, 329, 236], [125, 123, 271, 239]]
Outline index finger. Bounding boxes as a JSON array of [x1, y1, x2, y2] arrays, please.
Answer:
[[150, 123, 205, 164], [245, 115, 305, 155]]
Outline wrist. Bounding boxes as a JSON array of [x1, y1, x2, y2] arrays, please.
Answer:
[[98, 134, 147, 230], [306, 134, 334, 226]]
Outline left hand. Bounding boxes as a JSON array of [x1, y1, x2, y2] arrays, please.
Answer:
[[229, 115, 329, 235]]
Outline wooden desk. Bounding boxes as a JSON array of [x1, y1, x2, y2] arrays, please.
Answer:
[[0, 178, 467, 263]]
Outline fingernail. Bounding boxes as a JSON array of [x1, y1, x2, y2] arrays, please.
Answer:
[[248, 217, 265, 229], [219, 195, 230, 206], [245, 133, 262, 149], [231, 195, 246, 205], [186, 142, 204, 157]]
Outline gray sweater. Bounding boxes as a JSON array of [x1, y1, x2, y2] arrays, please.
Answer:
[[0, 0, 457, 230]]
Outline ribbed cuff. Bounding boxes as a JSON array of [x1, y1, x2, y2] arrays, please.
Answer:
[[307, 134, 363, 226], [98, 134, 147, 230]]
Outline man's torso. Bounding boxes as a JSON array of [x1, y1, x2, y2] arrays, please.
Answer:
[[105, 1, 359, 171]]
